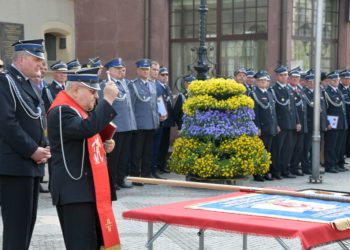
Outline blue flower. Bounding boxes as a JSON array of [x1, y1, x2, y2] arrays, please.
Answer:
[[181, 108, 258, 140]]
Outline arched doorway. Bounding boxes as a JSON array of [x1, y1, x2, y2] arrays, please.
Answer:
[[41, 21, 75, 66]]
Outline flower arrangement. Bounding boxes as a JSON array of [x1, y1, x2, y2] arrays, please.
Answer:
[[188, 78, 246, 98], [169, 78, 270, 179], [183, 94, 254, 116]]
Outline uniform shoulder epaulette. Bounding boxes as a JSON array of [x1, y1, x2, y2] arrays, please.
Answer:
[[129, 78, 138, 84]]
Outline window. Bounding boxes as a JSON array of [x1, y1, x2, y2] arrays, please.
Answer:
[[170, 0, 217, 39], [44, 33, 56, 61], [221, 40, 267, 77], [170, 0, 268, 82], [221, 0, 268, 35], [291, 0, 339, 71], [171, 41, 217, 82]]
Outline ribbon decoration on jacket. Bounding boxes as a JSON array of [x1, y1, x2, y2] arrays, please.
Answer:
[[48, 91, 121, 250]]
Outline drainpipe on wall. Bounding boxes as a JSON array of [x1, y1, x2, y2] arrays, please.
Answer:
[[144, 0, 150, 58], [280, 0, 288, 65]]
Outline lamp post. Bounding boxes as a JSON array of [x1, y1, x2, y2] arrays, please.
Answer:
[[193, 0, 210, 80]]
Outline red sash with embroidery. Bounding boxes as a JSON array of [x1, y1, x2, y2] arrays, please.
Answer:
[[48, 91, 121, 250]]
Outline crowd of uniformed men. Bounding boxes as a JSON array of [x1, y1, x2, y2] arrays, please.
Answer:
[[37, 56, 190, 189], [24, 55, 350, 185], [236, 66, 350, 181], [1, 38, 350, 249], [2, 54, 350, 187]]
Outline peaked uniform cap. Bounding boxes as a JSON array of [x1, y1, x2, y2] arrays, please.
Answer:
[[326, 71, 340, 80], [50, 60, 68, 71], [67, 67, 101, 90], [289, 66, 302, 77], [305, 73, 315, 81], [274, 65, 288, 74], [88, 57, 103, 68], [246, 68, 256, 77], [12, 39, 45, 60], [340, 69, 350, 79], [159, 66, 169, 75], [67, 59, 82, 71], [183, 74, 196, 83], [234, 68, 247, 76], [104, 58, 124, 69], [254, 70, 269, 80], [135, 58, 151, 68]]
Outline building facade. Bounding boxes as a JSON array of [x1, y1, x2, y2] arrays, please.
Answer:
[[0, 0, 75, 66], [75, 0, 350, 82], [0, 0, 349, 83], [169, 0, 350, 81]]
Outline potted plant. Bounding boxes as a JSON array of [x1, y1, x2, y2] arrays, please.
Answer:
[[168, 78, 270, 181]]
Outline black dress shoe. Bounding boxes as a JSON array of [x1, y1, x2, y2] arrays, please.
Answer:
[[335, 166, 346, 172], [325, 168, 338, 173], [151, 173, 163, 179], [39, 185, 49, 193], [336, 165, 349, 172], [291, 170, 304, 176], [272, 174, 283, 180], [264, 173, 274, 181], [253, 175, 264, 182], [118, 182, 133, 188], [132, 182, 144, 186], [159, 168, 170, 174], [282, 173, 296, 178], [302, 169, 312, 175]]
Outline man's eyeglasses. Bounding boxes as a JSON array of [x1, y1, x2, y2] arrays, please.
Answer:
[[80, 84, 98, 95], [88, 89, 98, 95], [160, 74, 168, 76]]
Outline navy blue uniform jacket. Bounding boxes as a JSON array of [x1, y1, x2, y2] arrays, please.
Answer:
[[0, 66, 46, 177], [47, 99, 117, 205]]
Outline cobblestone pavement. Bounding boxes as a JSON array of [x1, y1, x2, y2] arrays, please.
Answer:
[[1, 166, 350, 249]]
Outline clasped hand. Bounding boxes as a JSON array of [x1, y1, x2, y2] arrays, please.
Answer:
[[31, 146, 51, 164]]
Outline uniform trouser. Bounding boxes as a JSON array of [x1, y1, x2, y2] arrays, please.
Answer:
[[0, 176, 41, 250], [324, 129, 341, 169], [130, 129, 155, 177], [56, 202, 102, 250], [346, 129, 350, 157], [337, 130, 347, 166], [260, 134, 273, 173], [157, 126, 171, 171], [290, 132, 304, 173], [320, 132, 325, 165], [301, 133, 312, 171], [107, 131, 133, 185], [151, 127, 163, 174], [271, 130, 296, 176]]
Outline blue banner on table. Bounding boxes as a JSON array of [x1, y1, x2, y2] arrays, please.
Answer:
[[188, 193, 350, 226]]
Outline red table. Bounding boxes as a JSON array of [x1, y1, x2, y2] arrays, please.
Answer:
[[123, 192, 350, 249]]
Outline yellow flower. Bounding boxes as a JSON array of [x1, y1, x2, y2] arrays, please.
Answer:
[[169, 135, 270, 178], [188, 78, 246, 97], [183, 95, 254, 116]]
